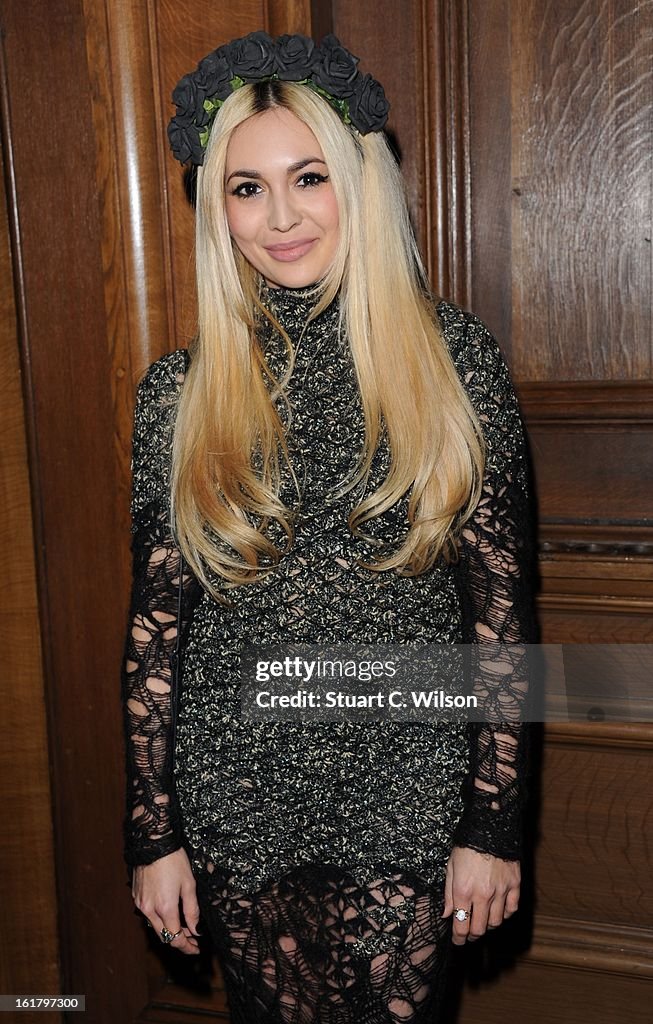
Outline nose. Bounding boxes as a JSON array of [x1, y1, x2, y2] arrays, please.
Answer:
[[267, 189, 300, 232]]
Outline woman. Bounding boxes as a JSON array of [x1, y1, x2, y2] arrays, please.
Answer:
[[122, 31, 536, 1023]]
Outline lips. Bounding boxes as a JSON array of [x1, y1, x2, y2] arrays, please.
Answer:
[[264, 238, 317, 262]]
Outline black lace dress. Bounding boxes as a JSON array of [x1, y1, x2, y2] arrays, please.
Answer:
[[122, 288, 536, 1023]]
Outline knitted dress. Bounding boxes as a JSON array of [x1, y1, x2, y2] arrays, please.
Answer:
[[122, 287, 536, 1023]]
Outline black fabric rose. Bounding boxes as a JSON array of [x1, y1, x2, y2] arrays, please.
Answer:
[[167, 120, 205, 166], [274, 34, 315, 81], [166, 31, 391, 164], [226, 31, 276, 81], [347, 73, 390, 133], [196, 49, 233, 102], [312, 34, 360, 97], [171, 74, 205, 127]]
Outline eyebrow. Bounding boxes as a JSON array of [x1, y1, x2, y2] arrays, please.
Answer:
[[226, 157, 327, 183]]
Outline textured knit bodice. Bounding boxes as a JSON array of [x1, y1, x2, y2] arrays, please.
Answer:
[[121, 289, 536, 901]]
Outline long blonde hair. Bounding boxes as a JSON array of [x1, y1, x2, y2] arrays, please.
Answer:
[[171, 80, 484, 598]]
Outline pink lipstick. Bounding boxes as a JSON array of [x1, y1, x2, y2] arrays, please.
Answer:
[[264, 238, 317, 262]]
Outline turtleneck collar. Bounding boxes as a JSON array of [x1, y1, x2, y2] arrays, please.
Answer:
[[258, 280, 339, 328]]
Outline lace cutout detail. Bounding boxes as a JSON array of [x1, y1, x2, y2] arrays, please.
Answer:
[[195, 862, 451, 1023], [122, 355, 202, 866], [445, 309, 537, 860], [121, 298, 536, 1021]]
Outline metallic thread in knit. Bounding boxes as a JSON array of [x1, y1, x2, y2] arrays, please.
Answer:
[[123, 288, 535, 892]]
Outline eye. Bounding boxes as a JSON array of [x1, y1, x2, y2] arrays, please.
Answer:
[[296, 172, 329, 188], [230, 181, 262, 199]]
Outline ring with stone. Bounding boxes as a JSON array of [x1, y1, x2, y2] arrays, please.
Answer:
[[160, 926, 182, 944], [454, 907, 470, 923]]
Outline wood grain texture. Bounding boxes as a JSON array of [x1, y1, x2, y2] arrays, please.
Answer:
[[529, 424, 653, 519], [1, 0, 154, 1020], [136, 980, 231, 1023], [152, 0, 266, 347], [333, 0, 472, 304], [309, 0, 333, 42], [453, 961, 652, 1023], [0, 43, 61, 1022], [510, 0, 653, 381], [265, 0, 313, 35], [424, 0, 472, 305], [333, 0, 431, 267], [546, 720, 653, 750], [528, 916, 653, 977], [538, 550, 653, 644], [98, 0, 172, 381], [82, 0, 137, 589], [522, 381, 653, 422], [540, 554, 653, 598], [468, 0, 513, 352], [535, 740, 653, 925]]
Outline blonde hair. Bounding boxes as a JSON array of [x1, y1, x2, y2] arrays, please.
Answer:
[[171, 80, 484, 598]]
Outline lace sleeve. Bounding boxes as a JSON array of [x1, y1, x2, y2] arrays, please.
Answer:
[[442, 307, 538, 861], [121, 351, 201, 868]]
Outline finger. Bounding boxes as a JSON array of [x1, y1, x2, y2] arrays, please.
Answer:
[[450, 902, 472, 946], [441, 858, 455, 918], [504, 884, 520, 917], [468, 897, 490, 941], [170, 930, 200, 955], [144, 907, 199, 957], [487, 894, 506, 930], [161, 916, 200, 956], [181, 880, 202, 937], [142, 907, 166, 936]]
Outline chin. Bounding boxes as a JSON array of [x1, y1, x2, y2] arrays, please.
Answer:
[[264, 265, 324, 289]]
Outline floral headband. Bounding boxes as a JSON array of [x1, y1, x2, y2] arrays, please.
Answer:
[[167, 32, 390, 166]]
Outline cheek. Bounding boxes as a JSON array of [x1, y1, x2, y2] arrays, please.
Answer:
[[321, 191, 340, 242], [225, 199, 255, 244]]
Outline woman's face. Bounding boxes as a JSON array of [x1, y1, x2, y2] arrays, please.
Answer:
[[224, 107, 340, 289]]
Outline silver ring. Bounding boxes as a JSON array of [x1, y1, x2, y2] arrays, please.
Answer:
[[454, 907, 470, 923], [160, 926, 182, 944]]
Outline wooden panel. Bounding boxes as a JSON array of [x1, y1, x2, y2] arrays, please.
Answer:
[[469, 0, 653, 382], [511, 0, 652, 382], [522, 381, 653, 553], [0, 44, 60, 1023], [333, 0, 472, 304], [531, 424, 653, 520], [467, 0, 512, 350], [448, 1, 653, 1017], [333, 0, 431, 271], [137, 981, 231, 1023], [535, 740, 653, 925], [152, 0, 265, 347], [453, 960, 652, 1024], [541, 608, 653, 643], [1, 0, 160, 1020], [538, 552, 653, 644], [540, 555, 653, 599]]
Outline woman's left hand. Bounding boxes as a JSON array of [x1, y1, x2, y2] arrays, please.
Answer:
[[442, 846, 520, 945]]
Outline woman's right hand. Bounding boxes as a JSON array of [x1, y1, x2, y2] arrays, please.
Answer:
[[132, 847, 201, 955]]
